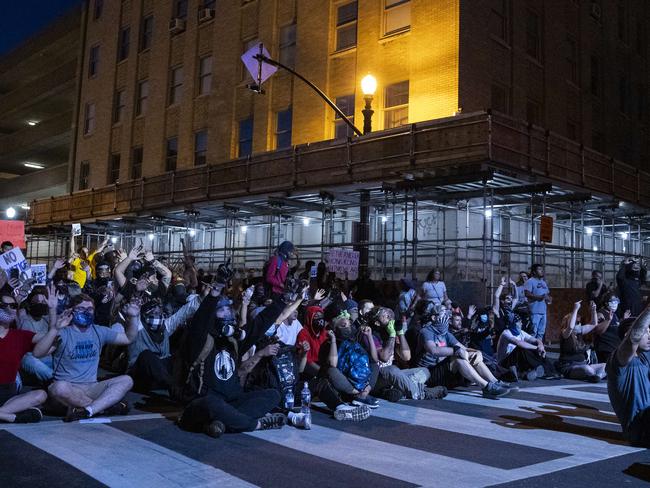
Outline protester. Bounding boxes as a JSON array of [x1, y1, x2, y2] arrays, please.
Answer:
[[616, 257, 647, 316], [523, 264, 551, 340], [17, 287, 55, 385], [593, 294, 630, 364], [421, 269, 448, 307], [558, 301, 606, 382], [585, 270, 608, 309]]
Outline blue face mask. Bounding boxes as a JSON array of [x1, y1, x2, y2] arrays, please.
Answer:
[[72, 310, 94, 328], [479, 314, 488, 323]]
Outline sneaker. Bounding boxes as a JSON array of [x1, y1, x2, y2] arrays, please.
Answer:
[[524, 369, 538, 382], [381, 387, 404, 402], [64, 407, 90, 422], [204, 420, 226, 438], [352, 395, 379, 409], [422, 386, 448, 400], [482, 381, 512, 399], [103, 400, 131, 416], [257, 413, 287, 430], [14, 407, 43, 424], [288, 411, 311, 429], [333, 404, 370, 422], [496, 380, 519, 393]]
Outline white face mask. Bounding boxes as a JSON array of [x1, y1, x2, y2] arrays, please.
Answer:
[[608, 301, 619, 312]]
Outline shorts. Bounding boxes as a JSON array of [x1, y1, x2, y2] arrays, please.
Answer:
[[0, 382, 18, 406], [427, 358, 462, 388]]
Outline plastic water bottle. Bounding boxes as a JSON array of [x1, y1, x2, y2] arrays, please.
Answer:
[[300, 382, 312, 430], [284, 389, 294, 410]]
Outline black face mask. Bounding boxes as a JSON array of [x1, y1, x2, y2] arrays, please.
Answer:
[[313, 317, 326, 331], [335, 327, 353, 341], [30, 303, 48, 318]]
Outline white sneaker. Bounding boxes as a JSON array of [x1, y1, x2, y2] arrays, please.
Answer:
[[333, 404, 370, 422], [288, 411, 311, 429]]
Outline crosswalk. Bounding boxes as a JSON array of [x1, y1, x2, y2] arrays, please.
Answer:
[[1, 382, 643, 488]]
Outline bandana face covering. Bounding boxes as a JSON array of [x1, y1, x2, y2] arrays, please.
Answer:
[[0, 307, 17, 325], [72, 310, 94, 328]]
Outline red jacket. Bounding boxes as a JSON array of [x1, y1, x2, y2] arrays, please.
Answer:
[[265, 255, 289, 295], [296, 306, 327, 364]]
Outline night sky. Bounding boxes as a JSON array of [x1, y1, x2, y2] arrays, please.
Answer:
[[0, 0, 82, 56]]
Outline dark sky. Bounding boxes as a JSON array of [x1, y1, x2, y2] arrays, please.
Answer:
[[0, 0, 82, 56]]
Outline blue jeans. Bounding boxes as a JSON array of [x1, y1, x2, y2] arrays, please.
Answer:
[[20, 353, 54, 384], [530, 313, 547, 340]]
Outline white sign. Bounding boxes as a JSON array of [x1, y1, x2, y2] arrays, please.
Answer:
[[327, 248, 359, 279], [32, 264, 47, 285], [309, 265, 318, 279], [0, 248, 33, 285], [241, 43, 277, 85], [72, 223, 81, 236]]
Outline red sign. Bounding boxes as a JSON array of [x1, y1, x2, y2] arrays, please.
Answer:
[[0, 220, 26, 248], [540, 215, 553, 243]]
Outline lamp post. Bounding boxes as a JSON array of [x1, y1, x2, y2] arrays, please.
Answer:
[[361, 74, 377, 135]]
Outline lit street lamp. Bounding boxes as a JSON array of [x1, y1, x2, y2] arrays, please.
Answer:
[[361, 74, 377, 135]]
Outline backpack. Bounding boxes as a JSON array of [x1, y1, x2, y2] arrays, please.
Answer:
[[336, 340, 371, 391]]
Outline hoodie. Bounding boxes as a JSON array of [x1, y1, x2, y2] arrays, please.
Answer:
[[296, 306, 327, 364]]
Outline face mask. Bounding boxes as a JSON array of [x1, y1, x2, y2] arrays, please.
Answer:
[[335, 327, 353, 340], [608, 301, 619, 312], [30, 303, 49, 318], [0, 307, 17, 324], [72, 310, 94, 328], [431, 314, 450, 336], [144, 314, 164, 332], [313, 317, 326, 331], [479, 314, 488, 323]]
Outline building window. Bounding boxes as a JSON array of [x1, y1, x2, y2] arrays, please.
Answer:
[[198, 55, 212, 95], [169, 66, 183, 105], [113, 89, 126, 123], [173, 0, 188, 19], [490, 84, 509, 114], [79, 161, 90, 190], [617, 2, 627, 43], [109, 153, 121, 184], [140, 15, 154, 51], [93, 0, 103, 20], [336, 2, 358, 51], [384, 81, 409, 129], [566, 36, 578, 85], [238, 117, 253, 157], [334, 94, 355, 139], [194, 130, 208, 165], [131, 147, 143, 179], [384, 0, 410, 36], [590, 55, 600, 96], [490, 0, 510, 43], [526, 99, 541, 125], [525, 9, 541, 61], [118, 26, 130, 61], [619, 74, 628, 113], [88, 45, 100, 77], [136, 80, 149, 116], [166, 137, 178, 171], [275, 108, 292, 149], [279, 24, 297, 69], [202, 0, 217, 8], [83, 103, 96, 135]]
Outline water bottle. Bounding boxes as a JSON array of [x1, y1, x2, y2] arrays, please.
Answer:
[[284, 389, 294, 410], [300, 382, 312, 430]]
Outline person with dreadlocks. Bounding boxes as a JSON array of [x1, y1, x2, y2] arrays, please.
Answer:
[[415, 305, 513, 398], [265, 241, 296, 297]]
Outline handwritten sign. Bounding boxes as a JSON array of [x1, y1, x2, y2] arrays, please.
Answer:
[[327, 248, 359, 280], [32, 264, 47, 285], [0, 248, 33, 285], [72, 223, 81, 236]]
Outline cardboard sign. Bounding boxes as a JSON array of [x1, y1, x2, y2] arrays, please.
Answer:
[[0, 220, 26, 248], [327, 248, 360, 280], [0, 248, 32, 284], [72, 223, 81, 236], [32, 264, 47, 285], [540, 215, 554, 243]]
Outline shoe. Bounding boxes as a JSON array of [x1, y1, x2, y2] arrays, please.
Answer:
[[587, 374, 601, 383], [422, 386, 448, 400], [257, 413, 287, 430], [14, 407, 43, 424], [381, 387, 404, 402], [64, 407, 90, 422], [103, 400, 131, 416], [288, 411, 311, 429], [352, 395, 379, 409], [333, 404, 370, 422], [204, 420, 226, 438], [482, 381, 512, 399], [524, 369, 538, 381], [496, 380, 518, 393]]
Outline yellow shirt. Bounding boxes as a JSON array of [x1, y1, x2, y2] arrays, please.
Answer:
[[71, 251, 96, 288]]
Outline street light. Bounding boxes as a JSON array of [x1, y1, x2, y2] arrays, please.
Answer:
[[6, 207, 16, 219], [361, 74, 377, 135]]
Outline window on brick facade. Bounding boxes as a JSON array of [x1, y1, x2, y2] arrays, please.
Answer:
[[93, 0, 103, 20], [566, 35, 578, 85], [118, 26, 130, 61], [83, 103, 96, 135], [334, 94, 355, 139], [279, 24, 297, 69], [384, 81, 409, 129], [619, 74, 628, 113], [490, 84, 509, 114], [201, 0, 216, 9], [113, 89, 126, 123], [140, 15, 154, 51], [490, 0, 510, 43], [336, 2, 357, 51], [173, 0, 188, 19], [79, 161, 90, 190], [166, 137, 178, 171], [131, 147, 143, 179], [89, 45, 100, 77], [194, 130, 208, 165], [198, 55, 212, 95], [275, 108, 293, 149], [617, 1, 627, 43], [238, 117, 253, 157], [136, 80, 149, 116], [525, 9, 542, 61], [384, 0, 410, 36], [169, 66, 183, 105], [109, 153, 121, 184]]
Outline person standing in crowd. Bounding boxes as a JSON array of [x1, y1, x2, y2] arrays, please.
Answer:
[[607, 303, 650, 446], [594, 294, 631, 364], [558, 301, 606, 382], [523, 264, 551, 340], [265, 241, 296, 297], [617, 257, 647, 317], [585, 270, 609, 309], [421, 269, 448, 307]]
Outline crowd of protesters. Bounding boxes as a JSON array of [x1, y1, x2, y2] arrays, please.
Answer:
[[0, 236, 649, 448]]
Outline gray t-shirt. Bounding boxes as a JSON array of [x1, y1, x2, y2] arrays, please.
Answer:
[[52, 325, 118, 383], [524, 278, 549, 315], [421, 281, 447, 305], [416, 325, 459, 367], [18, 314, 49, 336], [607, 351, 650, 442]]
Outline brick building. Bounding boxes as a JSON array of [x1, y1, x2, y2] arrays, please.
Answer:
[[71, 0, 649, 191]]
